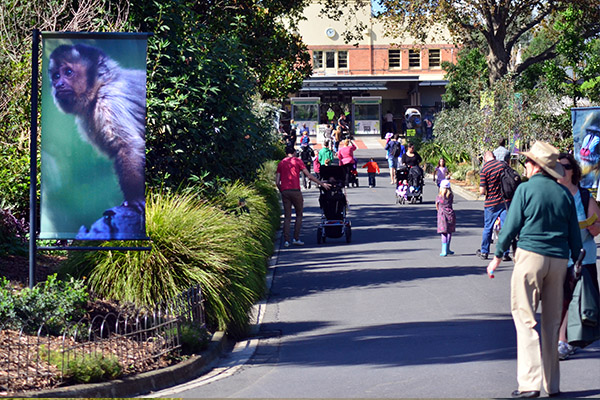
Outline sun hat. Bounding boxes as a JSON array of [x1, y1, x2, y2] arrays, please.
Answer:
[[385, 132, 394, 139], [520, 141, 564, 179], [440, 179, 451, 188]]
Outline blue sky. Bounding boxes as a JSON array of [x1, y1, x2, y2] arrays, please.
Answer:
[[371, 1, 385, 14]]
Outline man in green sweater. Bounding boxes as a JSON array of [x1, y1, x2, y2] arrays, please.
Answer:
[[487, 141, 582, 399]]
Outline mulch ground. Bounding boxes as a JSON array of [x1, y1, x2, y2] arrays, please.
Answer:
[[0, 254, 64, 288]]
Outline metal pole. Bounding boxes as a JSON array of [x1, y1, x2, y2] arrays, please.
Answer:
[[29, 29, 40, 289]]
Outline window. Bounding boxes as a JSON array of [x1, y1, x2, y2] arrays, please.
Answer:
[[338, 51, 348, 69], [429, 49, 441, 68], [326, 51, 335, 68], [409, 49, 421, 68], [313, 51, 323, 69], [389, 49, 401, 68]]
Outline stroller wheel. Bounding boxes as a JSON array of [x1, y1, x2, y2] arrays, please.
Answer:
[[344, 225, 352, 243], [317, 227, 323, 244]]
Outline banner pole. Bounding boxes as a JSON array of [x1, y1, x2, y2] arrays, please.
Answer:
[[29, 29, 40, 289]]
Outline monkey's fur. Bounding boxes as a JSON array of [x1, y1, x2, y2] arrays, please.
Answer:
[[48, 44, 146, 209]]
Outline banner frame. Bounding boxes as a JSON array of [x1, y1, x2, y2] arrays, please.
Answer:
[[29, 30, 152, 288]]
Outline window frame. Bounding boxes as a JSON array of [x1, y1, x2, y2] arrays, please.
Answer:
[[408, 49, 421, 69], [338, 51, 348, 69], [313, 50, 324, 69], [388, 49, 401, 69], [428, 49, 441, 68]]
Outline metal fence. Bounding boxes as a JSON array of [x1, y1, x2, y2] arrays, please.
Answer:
[[0, 284, 205, 394]]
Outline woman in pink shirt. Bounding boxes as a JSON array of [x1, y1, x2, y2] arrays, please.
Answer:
[[338, 139, 357, 188]]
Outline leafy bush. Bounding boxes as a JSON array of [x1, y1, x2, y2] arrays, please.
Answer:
[[179, 322, 211, 355], [0, 274, 88, 334], [44, 350, 122, 384], [59, 189, 276, 336]]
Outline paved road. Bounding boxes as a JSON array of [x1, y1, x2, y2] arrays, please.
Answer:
[[147, 143, 600, 398]]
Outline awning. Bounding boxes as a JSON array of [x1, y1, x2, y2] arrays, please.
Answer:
[[300, 82, 387, 91]]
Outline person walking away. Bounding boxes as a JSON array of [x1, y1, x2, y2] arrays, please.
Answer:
[[313, 152, 321, 180], [276, 146, 331, 247], [324, 123, 333, 142], [338, 113, 350, 137], [319, 140, 335, 167], [494, 138, 511, 162], [362, 158, 380, 187], [288, 120, 298, 146], [385, 134, 399, 184], [338, 138, 357, 188], [477, 151, 510, 261], [299, 143, 315, 189], [487, 141, 582, 399], [556, 152, 600, 359], [333, 127, 342, 153], [436, 179, 456, 256], [434, 158, 449, 187]]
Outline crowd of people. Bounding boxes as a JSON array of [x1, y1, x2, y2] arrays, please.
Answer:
[[276, 128, 599, 398]]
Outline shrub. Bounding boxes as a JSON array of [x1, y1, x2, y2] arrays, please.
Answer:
[[44, 350, 122, 384], [0, 208, 28, 256], [0, 274, 88, 334], [59, 190, 274, 336], [179, 322, 211, 355]]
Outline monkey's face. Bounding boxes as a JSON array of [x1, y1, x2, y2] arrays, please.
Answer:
[[49, 60, 90, 114]]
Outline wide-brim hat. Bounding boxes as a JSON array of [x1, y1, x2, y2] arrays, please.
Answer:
[[521, 141, 564, 179], [440, 179, 451, 188]]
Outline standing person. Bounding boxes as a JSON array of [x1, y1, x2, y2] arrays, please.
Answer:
[[434, 158, 449, 187], [318, 140, 335, 167], [338, 113, 350, 137], [477, 151, 510, 261], [276, 146, 331, 247], [333, 127, 342, 153], [324, 123, 334, 142], [494, 138, 511, 162], [556, 152, 600, 359], [338, 138, 357, 188], [436, 179, 456, 256], [299, 143, 315, 189], [487, 141, 582, 399], [401, 143, 422, 168], [383, 110, 395, 135], [361, 158, 380, 188], [300, 130, 310, 147], [385, 134, 399, 184]]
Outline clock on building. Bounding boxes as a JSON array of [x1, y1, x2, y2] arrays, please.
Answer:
[[325, 28, 336, 38]]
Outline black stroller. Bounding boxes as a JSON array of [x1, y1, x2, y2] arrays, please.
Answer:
[[395, 165, 424, 204], [317, 166, 351, 243]]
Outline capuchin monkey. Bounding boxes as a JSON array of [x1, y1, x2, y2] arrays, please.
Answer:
[[48, 43, 146, 210]]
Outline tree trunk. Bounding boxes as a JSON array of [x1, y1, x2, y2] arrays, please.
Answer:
[[487, 42, 510, 84]]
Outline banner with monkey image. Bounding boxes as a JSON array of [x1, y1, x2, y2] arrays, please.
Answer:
[[40, 33, 148, 240], [572, 107, 600, 190]]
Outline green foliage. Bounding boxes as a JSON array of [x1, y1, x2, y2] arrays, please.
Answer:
[[442, 48, 488, 108], [179, 322, 211, 355], [0, 274, 88, 334], [418, 140, 470, 173], [59, 186, 278, 336], [434, 78, 569, 162], [542, 5, 600, 107], [44, 350, 122, 384]]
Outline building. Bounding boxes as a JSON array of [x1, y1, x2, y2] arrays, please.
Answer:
[[288, 1, 458, 138]]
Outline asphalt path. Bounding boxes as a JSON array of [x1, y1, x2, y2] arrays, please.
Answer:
[[147, 147, 600, 398]]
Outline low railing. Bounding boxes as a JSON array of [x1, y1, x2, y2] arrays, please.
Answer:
[[0, 285, 205, 394]]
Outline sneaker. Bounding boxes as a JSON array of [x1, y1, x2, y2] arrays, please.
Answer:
[[476, 249, 488, 260], [503, 254, 512, 262], [292, 239, 304, 246], [283, 241, 290, 248], [558, 341, 575, 360]]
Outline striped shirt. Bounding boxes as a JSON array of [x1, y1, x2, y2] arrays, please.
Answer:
[[480, 159, 504, 207]]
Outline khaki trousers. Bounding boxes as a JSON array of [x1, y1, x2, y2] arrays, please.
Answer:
[[511, 248, 567, 394], [281, 189, 303, 242]]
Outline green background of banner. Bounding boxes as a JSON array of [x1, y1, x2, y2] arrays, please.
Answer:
[[40, 36, 147, 239]]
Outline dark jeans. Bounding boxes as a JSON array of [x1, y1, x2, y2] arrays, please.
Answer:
[[368, 172, 376, 186], [481, 203, 508, 255]]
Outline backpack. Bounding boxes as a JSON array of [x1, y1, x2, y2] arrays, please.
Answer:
[[392, 141, 402, 158], [500, 163, 521, 201]]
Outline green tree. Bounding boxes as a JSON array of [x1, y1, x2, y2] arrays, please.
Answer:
[[441, 48, 488, 108], [324, 0, 600, 84], [542, 5, 600, 108]]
